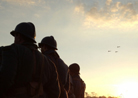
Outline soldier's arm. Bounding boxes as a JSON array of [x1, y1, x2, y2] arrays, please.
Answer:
[[0, 45, 18, 96]]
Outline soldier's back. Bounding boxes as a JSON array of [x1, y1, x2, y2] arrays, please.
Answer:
[[0, 43, 59, 98], [44, 50, 69, 98]]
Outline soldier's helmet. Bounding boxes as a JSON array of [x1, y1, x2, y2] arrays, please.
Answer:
[[69, 63, 80, 74], [10, 22, 36, 43], [39, 36, 57, 50]]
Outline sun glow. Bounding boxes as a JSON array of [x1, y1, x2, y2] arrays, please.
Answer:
[[117, 81, 138, 98]]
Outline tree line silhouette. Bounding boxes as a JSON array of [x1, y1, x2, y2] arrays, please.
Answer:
[[85, 92, 119, 98]]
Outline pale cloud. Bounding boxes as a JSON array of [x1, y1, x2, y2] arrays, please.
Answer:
[[66, 0, 73, 3], [2, 0, 45, 6], [106, 0, 112, 5], [33, 6, 50, 18], [110, 2, 120, 12], [74, 0, 138, 29], [74, 4, 84, 14]]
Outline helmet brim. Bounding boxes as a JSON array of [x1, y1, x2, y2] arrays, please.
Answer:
[[10, 31, 15, 36], [10, 30, 36, 43], [38, 42, 57, 50]]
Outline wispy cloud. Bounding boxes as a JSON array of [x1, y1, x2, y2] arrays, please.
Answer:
[[74, 4, 84, 14], [0, 0, 51, 19], [106, 0, 112, 5], [74, 0, 138, 29], [66, 0, 73, 3], [2, 0, 45, 6]]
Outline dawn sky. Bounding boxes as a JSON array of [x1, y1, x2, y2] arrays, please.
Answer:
[[1, 0, 138, 97]]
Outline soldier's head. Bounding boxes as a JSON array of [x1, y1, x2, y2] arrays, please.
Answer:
[[69, 63, 80, 75], [38, 36, 57, 53], [10, 22, 36, 44]]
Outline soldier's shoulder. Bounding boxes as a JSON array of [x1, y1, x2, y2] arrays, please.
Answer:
[[2, 44, 26, 52], [2, 45, 12, 51], [58, 58, 66, 64], [58, 58, 68, 68], [0, 46, 3, 51], [11, 44, 29, 51]]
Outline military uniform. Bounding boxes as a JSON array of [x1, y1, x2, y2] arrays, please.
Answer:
[[71, 75, 85, 98], [69, 63, 86, 98], [68, 75, 75, 98], [39, 36, 70, 98], [0, 46, 3, 66], [43, 50, 69, 98], [0, 42, 60, 98]]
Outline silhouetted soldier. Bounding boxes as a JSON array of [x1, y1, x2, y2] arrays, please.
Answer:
[[39, 36, 70, 98], [69, 63, 86, 98], [0, 47, 3, 66], [0, 22, 60, 98]]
